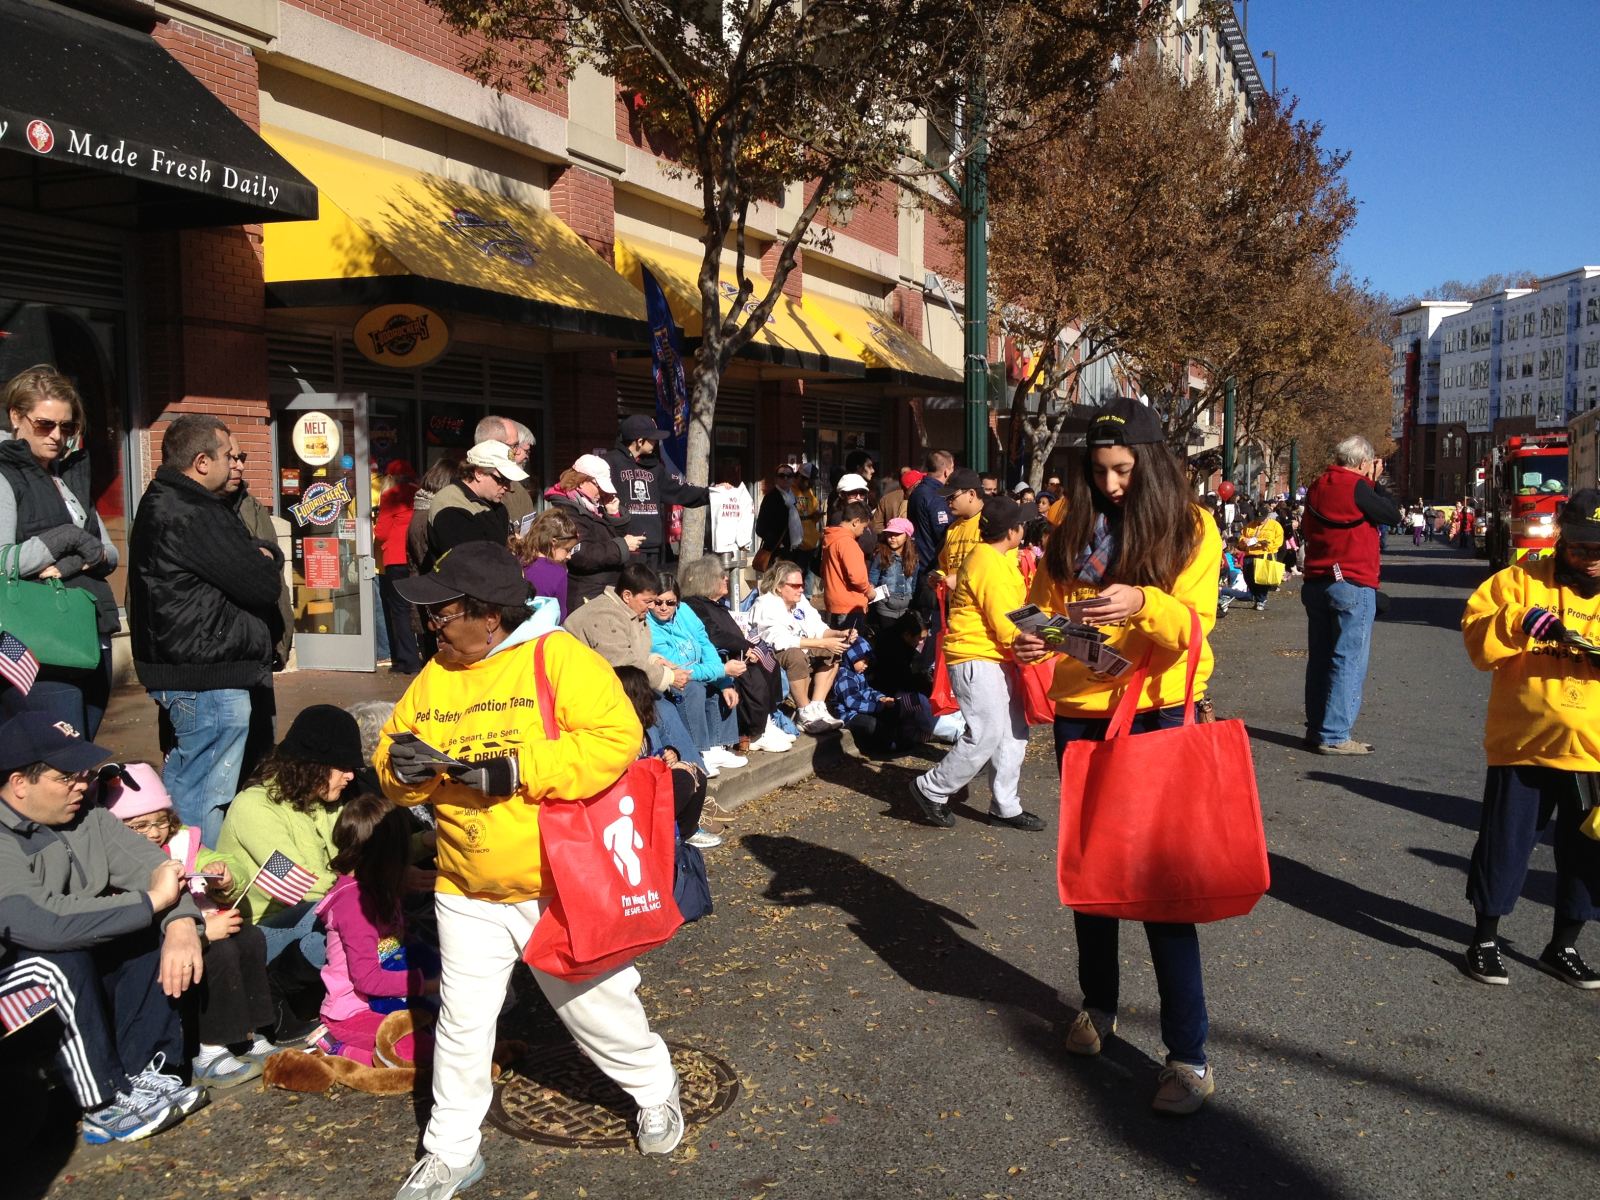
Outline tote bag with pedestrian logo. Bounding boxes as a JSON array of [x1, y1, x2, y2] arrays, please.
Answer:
[[522, 635, 684, 981], [1057, 608, 1269, 923]]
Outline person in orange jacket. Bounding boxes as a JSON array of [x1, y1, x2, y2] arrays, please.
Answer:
[[821, 501, 877, 630]]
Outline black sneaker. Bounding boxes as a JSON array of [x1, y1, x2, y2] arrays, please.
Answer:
[[908, 779, 955, 828], [1537, 944, 1600, 990], [989, 810, 1046, 832], [1465, 940, 1508, 985]]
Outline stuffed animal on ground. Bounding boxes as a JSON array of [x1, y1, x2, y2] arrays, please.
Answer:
[[263, 1011, 525, 1095]]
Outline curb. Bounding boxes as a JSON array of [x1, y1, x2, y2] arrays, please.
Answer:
[[703, 727, 857, 817]]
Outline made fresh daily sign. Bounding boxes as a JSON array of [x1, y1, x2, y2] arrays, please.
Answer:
[[0, 105, 314, 213]]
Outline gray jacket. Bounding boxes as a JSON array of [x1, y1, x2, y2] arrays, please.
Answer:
[[0, 796, 201, 957]]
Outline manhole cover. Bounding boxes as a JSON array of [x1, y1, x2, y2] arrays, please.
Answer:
[[487, 1041, 739, 1147]]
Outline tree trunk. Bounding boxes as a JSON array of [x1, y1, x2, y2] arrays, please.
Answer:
[[677, 354, 722, 564]]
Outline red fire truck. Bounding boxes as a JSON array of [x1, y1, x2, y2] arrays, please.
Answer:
[[1484, 433, 1569, 570]]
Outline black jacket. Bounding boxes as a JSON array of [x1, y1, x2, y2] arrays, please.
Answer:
[[425, 482, 510, 566], [602, 435, 709, 561], [755, 487, 795, 555], [0, 438, 119, 635], [547, 490, 633, 607], [127, 466, 284, 691]]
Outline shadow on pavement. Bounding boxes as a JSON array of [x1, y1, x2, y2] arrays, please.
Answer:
[[1306, 769, 1481, 833], [1267, 852, 1472, 965], [1247, 725, 1312, 754], [2, 1019, 80, 1200], [1407, 845, 1559, 924], [746, 834, 1357, 1200], [1378, 554, 1490, 593]]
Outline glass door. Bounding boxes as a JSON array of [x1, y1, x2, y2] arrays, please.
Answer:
[[275, 393, 376, 671]]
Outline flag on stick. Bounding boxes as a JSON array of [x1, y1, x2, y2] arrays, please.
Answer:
[[0, 984, 55, 1035], [251, 850, 318, 907], [0, 631, 39, 695]]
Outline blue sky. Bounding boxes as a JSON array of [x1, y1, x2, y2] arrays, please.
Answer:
[[1239, 1, 1600, 300]]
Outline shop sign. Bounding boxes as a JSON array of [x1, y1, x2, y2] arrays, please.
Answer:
[[0, 105, 309, 212], [289, 479, 352, 527], [279, 469, 302, 496], [292, 412, 341, 467], [302, 537, 341, 590], [353, 304, 449, 369], [426, 412, 470, 447]]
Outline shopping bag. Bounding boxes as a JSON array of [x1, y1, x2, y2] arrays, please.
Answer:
[[522, 636, 684, 981], [930, 580, 958, 717], [1253, 558, 1286, 588], [0, 545, 99, 669], [1012, 658, 1057, 726], [1057, 608, 1269, 924]]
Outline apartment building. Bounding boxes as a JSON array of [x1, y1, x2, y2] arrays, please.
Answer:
[[1389, 300, 1470, 502]]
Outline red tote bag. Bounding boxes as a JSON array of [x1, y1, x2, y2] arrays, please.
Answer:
[[522, 637, 684, 982], [1056, 609, 1269, 924], [929, 580, 959, 716], [1011, 658, 1057, 726]]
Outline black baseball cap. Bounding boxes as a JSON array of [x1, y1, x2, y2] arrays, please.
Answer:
[[0, 712, 113, 778], [1560, 488, 1600, 544], [620, 414, 671, 442], [940, 467, 982, 498], [979, 496, 1025, 541], [395, 542, 532, 608], [1086, 397, 1164, 447]]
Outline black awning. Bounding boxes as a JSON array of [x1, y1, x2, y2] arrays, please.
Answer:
[[0, 1, 317, 228]]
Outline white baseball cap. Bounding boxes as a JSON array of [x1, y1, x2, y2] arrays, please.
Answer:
[[573, 453, 617, 495], [465, 440, 529, 482], [835, 473, 870, 494]]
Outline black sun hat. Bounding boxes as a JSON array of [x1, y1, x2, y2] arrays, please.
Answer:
[[1560, 488, 1600, 544], [395, 542, 532, 608], [1085, 397, 1164, 448]]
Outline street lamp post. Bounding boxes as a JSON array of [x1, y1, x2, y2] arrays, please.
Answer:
[[1261, 49, 1277, 96]]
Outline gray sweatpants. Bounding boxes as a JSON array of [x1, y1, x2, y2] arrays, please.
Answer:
[[916, 659, 1028, 817]]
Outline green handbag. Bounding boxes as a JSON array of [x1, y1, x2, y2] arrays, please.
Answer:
[[0, 544, 102, 670]]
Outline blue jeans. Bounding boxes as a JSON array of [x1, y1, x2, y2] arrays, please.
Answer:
[[258, 899, 327, 967], [673, 679, 738, 752], [649, 697, 706, 771], [1301, 578, 1376, 746], [1054, 707, 1209, 1065], [150, 687, 252, 847]]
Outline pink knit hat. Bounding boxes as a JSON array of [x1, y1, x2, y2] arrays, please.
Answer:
[[101, 763, 174, 820], [884, 517, 914, 536]]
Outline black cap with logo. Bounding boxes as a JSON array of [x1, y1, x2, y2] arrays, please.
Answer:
[[979, 496, 1026, 541], [0, 712, 113, 778], [1085, 397, 1164, 448], [395, 542, 533, 608], [940, 467, 982, 498], [1560, 488, 1600, 544]]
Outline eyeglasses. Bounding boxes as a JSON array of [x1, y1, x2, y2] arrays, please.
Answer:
[[780, 579, 804, 590], [424, 606, 467, 629], [777, 471, 794, 479], [124, 815, 170, 834], [650, 598, 679, 609], [23, 414, 80, 439], [47, 769, 93, 785], [488, 472, 512, 488], [228, 451, 249, 464]]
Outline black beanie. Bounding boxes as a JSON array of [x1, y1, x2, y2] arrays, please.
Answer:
[[276, 704, 364, 773]]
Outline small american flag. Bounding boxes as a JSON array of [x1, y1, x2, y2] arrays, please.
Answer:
[[749, 640, 776, 672], [0, 984, 55, 1035], [0, 631, 39, 695], [252, 850, 318, 907]]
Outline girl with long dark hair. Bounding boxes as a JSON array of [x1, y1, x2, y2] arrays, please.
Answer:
[[1015, 397, 1223, 1115]]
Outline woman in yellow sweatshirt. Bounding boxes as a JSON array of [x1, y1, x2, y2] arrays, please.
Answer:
[[1236, 503, 1285, 611], [909, 496, 1042, 832], [1014, 397, 1222, 1116], [374, 543, 684, 1193], [1459, 490, 1600, 991]]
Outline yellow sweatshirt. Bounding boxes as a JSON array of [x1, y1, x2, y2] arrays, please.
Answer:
[[945, 542, 1025, 665], [1462, 558, 1600, 769], [1026, 508, 1220, 716], [939, 513, 982, 577], [375, 627, 643, 903], [1239, 519, 1283, 558]]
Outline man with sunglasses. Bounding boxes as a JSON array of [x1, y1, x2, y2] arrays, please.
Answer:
[[128, 415, 286, 847], [424, 440, 529, 569]]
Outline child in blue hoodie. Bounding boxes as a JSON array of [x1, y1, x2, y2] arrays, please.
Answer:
[[828, 635, 934, 757]]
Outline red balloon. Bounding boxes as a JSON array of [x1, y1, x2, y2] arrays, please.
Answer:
[[1217, 481, 1236, 502]]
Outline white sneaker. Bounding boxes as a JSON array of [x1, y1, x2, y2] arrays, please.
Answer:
[[394, 1152, 486, 1200], [814, 706, 844, 729], [686, 827, 724, 849], [764, 717, 797, 744], [698, 759, 720, 778], [131, 1052, 208, 1116], [750, 730, 793, 753], [798, 704, 831, 733], [636, 1083, 685, 1155], [703, 747, 748, 769]]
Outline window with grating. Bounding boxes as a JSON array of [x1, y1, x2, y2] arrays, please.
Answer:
[[0, 220, 125, 309], [267, 331, 338, 396], [486, 355, 545, 409]]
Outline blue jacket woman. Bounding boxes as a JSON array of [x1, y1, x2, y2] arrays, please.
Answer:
[[646, 573, 744, 770], [648, 591, 731, 688]]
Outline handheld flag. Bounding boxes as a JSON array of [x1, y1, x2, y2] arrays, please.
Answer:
[[0, 631, 39, 695], [252, 850, 318, 907], [0, 984, 55, 1035]]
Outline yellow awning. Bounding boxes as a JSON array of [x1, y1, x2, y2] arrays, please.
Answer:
[[800, 291, 963, 389], [614, 237, 860, 376], [261, 128, 647, 337]]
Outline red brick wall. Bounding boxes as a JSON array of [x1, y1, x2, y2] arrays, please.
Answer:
[[923, 208, 962, 280], [761, 242, 803, 299], [893, 286, 924, 340], [282, 0, 567, 117], [549, 166, 615, 257], [140, 22, 271, 498]]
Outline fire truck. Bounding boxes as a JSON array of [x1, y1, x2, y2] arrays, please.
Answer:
[[1483, 433, 1569, 570]]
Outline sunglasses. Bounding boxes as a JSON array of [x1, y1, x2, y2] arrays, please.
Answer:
[[24, 415, 80, 438], [650, 598, 679, 608], [228, 451, 249, 464], [777, 471, 794, 479], [780, 579, 804, 590], [424, 606, 467, 628]]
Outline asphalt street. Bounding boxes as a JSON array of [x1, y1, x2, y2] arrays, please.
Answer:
[[25, 541, 1600, 1200]]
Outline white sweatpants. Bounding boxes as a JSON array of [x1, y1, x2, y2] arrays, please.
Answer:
[[917, 659, 1028, 817], [425, 891, 677, 1167]]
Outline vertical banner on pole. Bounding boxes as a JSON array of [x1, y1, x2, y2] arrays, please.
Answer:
[[642, 266, 690, 476]]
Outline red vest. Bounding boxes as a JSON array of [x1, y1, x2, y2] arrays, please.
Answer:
[[1302, 467, 1381, 588]]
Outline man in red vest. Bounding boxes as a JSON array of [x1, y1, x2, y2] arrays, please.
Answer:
[[1300, 436, 1401, 754]]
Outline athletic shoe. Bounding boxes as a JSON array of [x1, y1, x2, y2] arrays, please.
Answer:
[[394, 1152, 486, 1200], [1253, 601, 1267, 612], [703, 747, 749, 770], [799, 704, 834, 734], [750, 730, 794, 753], [764, 717, 797, 743], [81, 1092, 180, 1144], [192, 1051, 263, 1089], [1152, 1060, 1215, 1115], [686, 827, 724, 849], [908, 778, 955, 828], [1537, 944, 1600, 990], [131, 1053, 208, 1116], [989, 810, 1046, 832], [699, 759, 720, 778], [1464, 940, 1509, 985], [1315, 739, 1373, 755], [1064, 1008, 1116, 1057], [636, 1084, 685, 1155]]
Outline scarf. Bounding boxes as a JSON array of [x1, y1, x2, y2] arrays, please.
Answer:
[[1074, 509, 1120, 586]]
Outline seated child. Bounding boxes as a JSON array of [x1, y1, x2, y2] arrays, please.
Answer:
[[829, 635, 934, 756], [615, 665, 721, 849], [104, 763, 278, 1087], [315, 793, 440, 1066]]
